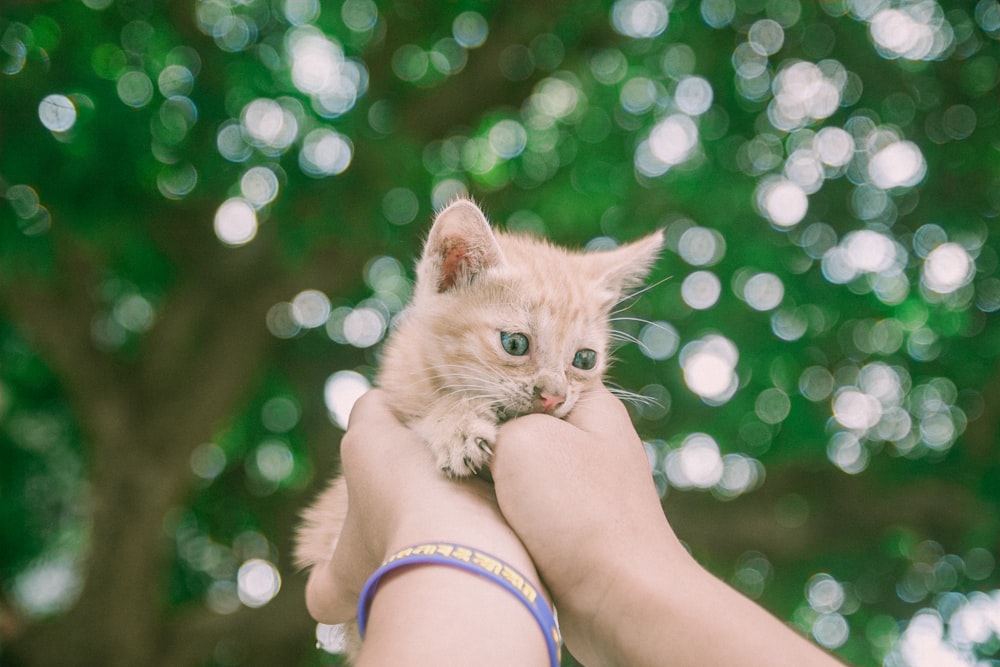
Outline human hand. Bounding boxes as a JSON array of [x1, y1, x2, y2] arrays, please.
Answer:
[[305, 389, 535, 623], [492, 384, 680, 665], [493, 384, 847, 667], [303, 389, 552, 666]]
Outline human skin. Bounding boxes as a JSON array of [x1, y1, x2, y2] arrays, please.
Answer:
[[492, 384, 847, 667], [304, 385, 847, 666], [303, 389, 550, 666]]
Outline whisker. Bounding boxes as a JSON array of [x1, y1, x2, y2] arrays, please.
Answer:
[[607, 385, 662, 408], [610, 316, 656, 327], [608, 330, 651, 355], [609, 330, 643, 345], [612, 274, 672, 315]]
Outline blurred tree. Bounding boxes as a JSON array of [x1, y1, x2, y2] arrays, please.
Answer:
[[1, 0, 999, 666]]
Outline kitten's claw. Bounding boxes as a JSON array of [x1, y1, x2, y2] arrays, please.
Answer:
[[462, 456, 478, 475], [476, 438, 494, 457]]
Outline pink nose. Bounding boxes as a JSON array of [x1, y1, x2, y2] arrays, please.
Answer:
[[540, 392, 565, 412]]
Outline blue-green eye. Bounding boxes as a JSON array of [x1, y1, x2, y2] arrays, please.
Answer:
[[573, 349, 597, 370], [500, 332, 529, 356]]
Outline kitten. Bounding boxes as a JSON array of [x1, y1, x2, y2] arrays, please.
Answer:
[[295, 199, 663, 651]]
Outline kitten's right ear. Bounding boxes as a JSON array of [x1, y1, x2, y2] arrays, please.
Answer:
[[418, 199, 504, 293]]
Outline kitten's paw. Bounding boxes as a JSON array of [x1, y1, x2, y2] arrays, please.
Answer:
[[432, 420, 497, 477]]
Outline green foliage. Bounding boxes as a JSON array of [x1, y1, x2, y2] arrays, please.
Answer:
[[2, 0, 1000, 665]]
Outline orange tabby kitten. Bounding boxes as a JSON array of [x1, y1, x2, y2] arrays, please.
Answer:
[[295, 199, 662, 653]]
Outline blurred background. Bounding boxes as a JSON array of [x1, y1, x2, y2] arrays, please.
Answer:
[[1, 0, 999, 665]]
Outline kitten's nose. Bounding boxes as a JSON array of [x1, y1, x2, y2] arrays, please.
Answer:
[[539, 391, 565, 412]]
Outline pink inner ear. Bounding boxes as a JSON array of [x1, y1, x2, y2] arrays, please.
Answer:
[[438, 242, 470, 291]]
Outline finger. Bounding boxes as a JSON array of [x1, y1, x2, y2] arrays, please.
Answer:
[[345, 388, 390, 428], [341, 389, 428, 475], [564, 383, 636, 438], [305, 561, 357, 623], [493, 413, 576, 482]]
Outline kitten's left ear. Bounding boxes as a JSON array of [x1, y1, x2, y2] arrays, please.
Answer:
[[591, 229, 665, 305], [418, 199, 505, 293]]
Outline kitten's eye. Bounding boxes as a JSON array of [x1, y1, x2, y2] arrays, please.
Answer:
[[500, 332, 530, 356], [573, 349, 597, 370]]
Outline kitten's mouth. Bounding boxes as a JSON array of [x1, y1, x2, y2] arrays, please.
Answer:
[[494, 398, 573, 421], [494, 403, 545, 422]]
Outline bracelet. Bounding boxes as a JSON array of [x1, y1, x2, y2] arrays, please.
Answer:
[[357, 542, 562, 667]]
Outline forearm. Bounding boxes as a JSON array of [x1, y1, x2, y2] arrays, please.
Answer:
[[601, 557, 846, 667]]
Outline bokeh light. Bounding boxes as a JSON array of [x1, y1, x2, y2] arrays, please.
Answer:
[[11, 555, 82, 617], [240, 166, 279, 208], [748, 19, 784, 56], [922, 243, 975, 295], [324, 370, 370, 430], [680, 334, 739, 404], [213, 198, 258, 246], [157, 163, 199, 200], [768, 60, 844, 131], [253, 440, 294, 484], [316, 623, 349, 654], [638, 321, 680, 360], [674, 76, 713, 116], [382, 188, 420, 225], [291, 289, 331, 329], [299, 128, 353, 177], [867, 2, 954, 62], [158, 64, 194, 97], [742, 272, 784, 311], [241, 98, 298, 154], [755, 388, 790, 424], [236, 558, 281, 608], [117, 70, 154, 108], [757, 177, 808, 228], [665, 433, 724, 488], [5, 183, 52, 235], [637, 114, 700, 176], [681, 271, 721, 310], [868, 141, 927, 189], [453, 11, 488, 48], [286, 26, 367, 118], [217, 121, 253, 162], [38, 94, 76, 132], [612, 0, 670, 39], [659, 433, 763, 498], [190, 443, 226, 481], [340, 0, 377, 32], [807, 573, 846, 615], [489, 119, 528, 159], [678, 226, 725, 266]]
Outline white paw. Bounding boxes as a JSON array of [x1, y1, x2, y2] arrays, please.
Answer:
[[426, 416, 498, 477]]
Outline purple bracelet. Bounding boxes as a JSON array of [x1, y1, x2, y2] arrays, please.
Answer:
[[357, 542, 561, 667]]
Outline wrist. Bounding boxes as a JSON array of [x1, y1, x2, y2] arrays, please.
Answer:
[[357, 542, 561, 667], [358, 563, 551, 667], [552, 542, 694, 667], [385, 478, 537, 575]]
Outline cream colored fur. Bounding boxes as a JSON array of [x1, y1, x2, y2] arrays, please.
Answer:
[[294, 199, 662, 657]]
